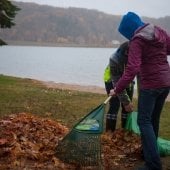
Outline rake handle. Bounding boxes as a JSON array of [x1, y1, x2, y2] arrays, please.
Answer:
[[103, 96, 112, 105]]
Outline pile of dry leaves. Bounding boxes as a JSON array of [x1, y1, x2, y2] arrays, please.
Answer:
[[101, 129, 142, 170], [0, 113, 142, 170]]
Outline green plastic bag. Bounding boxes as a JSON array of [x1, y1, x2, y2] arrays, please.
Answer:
[[125, 112, 140, 135], [125, 112, 170, 156], [158, 138, 170, 156]]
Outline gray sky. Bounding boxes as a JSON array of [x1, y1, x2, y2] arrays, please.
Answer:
[[13, 0, 170, 18]]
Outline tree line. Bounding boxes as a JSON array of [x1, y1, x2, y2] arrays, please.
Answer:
[[1, 1, 170, 47]]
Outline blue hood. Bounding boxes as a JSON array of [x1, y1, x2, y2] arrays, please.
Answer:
[[118, 12, 145, 40]]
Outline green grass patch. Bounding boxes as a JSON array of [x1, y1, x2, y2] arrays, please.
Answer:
[[0, 74, 105, 127], [0, 74, 169, 139]]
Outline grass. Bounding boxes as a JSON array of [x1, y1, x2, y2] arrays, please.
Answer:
[[0, 74, 170, 140]]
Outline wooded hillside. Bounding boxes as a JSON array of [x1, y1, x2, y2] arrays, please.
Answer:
[[1, 1, 170, 47]]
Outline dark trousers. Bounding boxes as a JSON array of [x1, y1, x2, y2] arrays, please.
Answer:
[[137, 87, 169, 170], [105, 81, 134, 131]]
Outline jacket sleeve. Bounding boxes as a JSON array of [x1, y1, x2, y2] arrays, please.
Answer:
[[166, 32, 170, 55], [115, 38, 143, 94], [110, 59, 131, 105]]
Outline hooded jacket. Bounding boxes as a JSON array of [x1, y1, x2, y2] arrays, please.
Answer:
[[104, 42, 134, 105], [118, 12, 144, 40], [115, 23, 170, 94]]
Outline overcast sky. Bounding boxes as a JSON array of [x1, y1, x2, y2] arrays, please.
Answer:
[[13, 0, 170, 18]]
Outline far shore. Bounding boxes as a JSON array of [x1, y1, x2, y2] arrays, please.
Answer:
[[42, 81, 170, 101]]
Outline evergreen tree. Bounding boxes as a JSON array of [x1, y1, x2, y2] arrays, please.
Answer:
[[0, 0, 20, 45]]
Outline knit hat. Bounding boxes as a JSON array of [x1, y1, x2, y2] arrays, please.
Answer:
[[118, 12, 144, 40]]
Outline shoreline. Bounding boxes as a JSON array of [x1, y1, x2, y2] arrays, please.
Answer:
[[41, 81, 170, 101], [42, 81, 106, 94]]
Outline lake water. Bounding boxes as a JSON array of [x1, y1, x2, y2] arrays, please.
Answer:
[[0, 46, 114, 88], [0, 46, 170, 88]]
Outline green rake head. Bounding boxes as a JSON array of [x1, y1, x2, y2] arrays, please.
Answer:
[[55, 97, 111, 167], [56, 129, 101, 166]]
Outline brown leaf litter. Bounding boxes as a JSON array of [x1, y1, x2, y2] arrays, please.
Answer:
[[0, 113, 142, 170]]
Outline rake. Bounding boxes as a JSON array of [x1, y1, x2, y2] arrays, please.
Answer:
[[55, 96, 111, 167]]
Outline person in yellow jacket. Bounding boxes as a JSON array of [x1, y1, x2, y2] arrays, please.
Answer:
[[104, 41, 134, 132]]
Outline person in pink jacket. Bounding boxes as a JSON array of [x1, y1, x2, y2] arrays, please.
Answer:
[[110, 12, 170, 170]]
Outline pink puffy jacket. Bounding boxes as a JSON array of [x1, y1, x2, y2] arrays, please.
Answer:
[[115, 23, 170, 94]]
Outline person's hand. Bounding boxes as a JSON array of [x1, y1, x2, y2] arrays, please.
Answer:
[[109, 89, 116, 96], [124, 102, 134, 112]]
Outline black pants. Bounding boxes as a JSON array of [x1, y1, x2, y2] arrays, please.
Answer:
[[105, 81, 134, 131]]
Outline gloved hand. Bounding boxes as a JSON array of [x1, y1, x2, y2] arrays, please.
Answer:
[[109, 88, 116, 96], [123, 102, 134, 112]]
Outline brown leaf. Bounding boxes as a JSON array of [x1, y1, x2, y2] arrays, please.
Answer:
[[0, 138, 8, 145]]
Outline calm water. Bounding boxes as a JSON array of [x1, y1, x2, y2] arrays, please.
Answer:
[[0, 46, 114, 88], [0, 46, 170, 88]]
